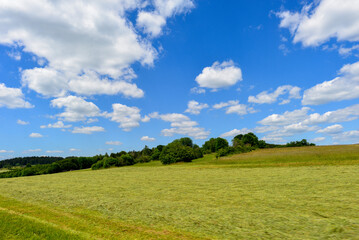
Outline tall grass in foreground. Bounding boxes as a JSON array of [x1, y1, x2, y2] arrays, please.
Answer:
[[0, 145, 359, 239]]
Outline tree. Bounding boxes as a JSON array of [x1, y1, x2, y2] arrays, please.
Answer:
[[159, 138, 197, 165], [202, 138, 229, 153]]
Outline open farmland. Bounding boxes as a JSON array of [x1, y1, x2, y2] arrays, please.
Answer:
[[1, 145, 359, 239]]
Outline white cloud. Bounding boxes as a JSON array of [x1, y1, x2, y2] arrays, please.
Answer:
[[0, 150, 14, 153], [212, 100, 255, 116], [69, 148, 80, 152], [303, 104, 359, 125], [0, 1, 165, 98], [226, 104, 255, 115], [137, 0, 194, 37], [185, 100, 209, 115], [311, 137, 326, 143], [141, 136, 156, 142], [258, 107, 311, 126], [0, 83, 33, 109], [213, 100, 239, 109], [7, 51, 21, 60], [302, 61, 359, 105], [195, 60, 242, 89], [317, 124, 343, 134], [190, 87, 206, 94], [108, 104, 142, 131], [332, 130, 359, 143], [278, 0, 359, 46], [248, 85, 301, 104], [72, 126, 105, 134], [339, 44, 359, 56], [220, 128, 251, 138], [51, 96, 101, 122], [106, 141, 122, 146], [29, 133, 43, 138], [41, 121, 72, 129], [46, 150, 64, 154], [152, 112, 210, 139], [137, 12, 166, 37], [17, 119, 29, 125]]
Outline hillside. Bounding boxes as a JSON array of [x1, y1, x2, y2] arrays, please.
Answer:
[[0, 145, 359, 239]]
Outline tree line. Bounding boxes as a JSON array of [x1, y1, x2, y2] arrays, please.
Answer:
[[0, 133, 315, 178]]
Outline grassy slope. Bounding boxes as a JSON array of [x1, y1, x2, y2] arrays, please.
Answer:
[[1, 145, 359, 239]]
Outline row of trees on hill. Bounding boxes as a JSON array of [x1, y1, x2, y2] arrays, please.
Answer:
[[0, 156, 63, 169], [0, 133, 315, 178]]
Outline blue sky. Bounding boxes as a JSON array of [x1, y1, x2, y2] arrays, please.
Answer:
[[1, 0, 359, 158]]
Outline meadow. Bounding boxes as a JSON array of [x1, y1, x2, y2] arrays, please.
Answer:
[[1, 145, 359, 239]]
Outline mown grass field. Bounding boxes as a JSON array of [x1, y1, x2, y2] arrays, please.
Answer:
[[1, 145, 359, 239]]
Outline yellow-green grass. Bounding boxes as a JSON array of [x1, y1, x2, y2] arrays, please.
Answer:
[[0, 168, 9, 173], [1, 145, 359, 239]]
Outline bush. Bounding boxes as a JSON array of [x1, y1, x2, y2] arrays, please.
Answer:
[[160, 139, 197, 165]]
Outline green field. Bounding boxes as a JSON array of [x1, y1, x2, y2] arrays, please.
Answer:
[[1, 145, 359, 239]]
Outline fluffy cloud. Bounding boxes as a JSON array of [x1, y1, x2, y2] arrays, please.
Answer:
[[72, 126, 105, 134], [106, 141, 122, 146], [0, 1, 169, 98], [278, 0, 359, 46], [195, 61, 242, 89], [317, 124, 343, 134], [311, 137, 326, 143], [302, 61, 359, 105], [185, 100, 209, 115], [51, 96, 101, 122], [303, 104, 359, 125], [41, 121, 72, 129], [107, 104, 142, 131], [220, 128, 251, 138], [0, 83, 33, 109], [137, 0, 194, 37], [258, 107, 311, 126], [141, 136, 156, 142], [212, 100, 255, 116], [151, 112, 210, 139], [17, 119, 29, 125], [248, 85, 301, 104], [29, 133, 43, 138], [213, 100, 239, 109], [332, 130, 359, 143]]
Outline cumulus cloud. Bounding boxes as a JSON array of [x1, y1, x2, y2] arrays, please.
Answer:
[[107, 104, 142, 131], [332, 130, 359, 143], [220, 128, 251, 138], [0, 0, 184, 98], [212, 100, 255, 116], [195, 61, 242, 89], [213, 100, 239, 109], [41, 121, 72, 129], [25, 149, 42, 153], [317, 124, 343, 134], [185, 100, 209, 115], [190, 87, 206, 94], [69, 148, 80, 152], [106, 141, 122, 146], [141, 136, 156, 142], [51, 96, 101, 122], [0, 83, 33, 109], [29, 133, 43, 138], [248, 85, 301, 104], [278, 0, 359, 46], [17, 119, 29, 125], [151, 112, 210, 139], [72, 126, 105, 134], [302, 61, 359, 105], [137, 0, 194, 37], [311, 137, 326, 143], [258, 107, 311, 126]]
